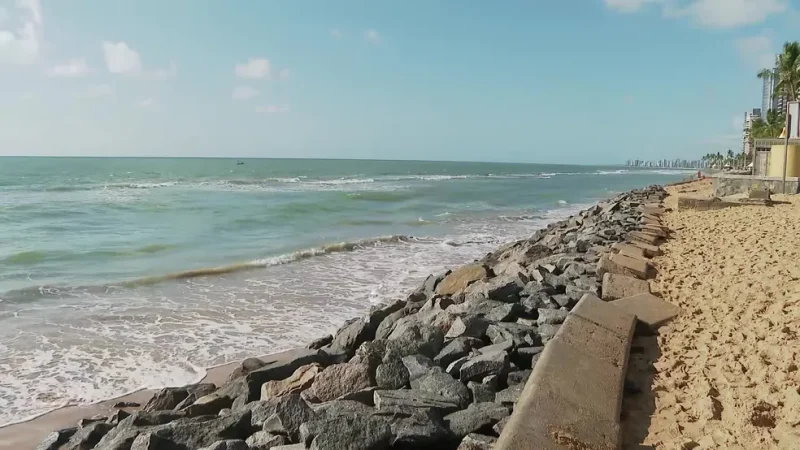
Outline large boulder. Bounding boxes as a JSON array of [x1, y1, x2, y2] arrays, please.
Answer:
[[436, 264, 491, 296], [445, 316, 489, 340], [62, 423, 115, 450], [303, 362, 374, 403], [198, 440, 248, 450], [459, 351, 509, 382], [443, 402, 510, 438], [386, 322, 444, 360], [433, 337, 483, 368], [299, 416, 392, 450], [457, 433, 497, 450], [262, 393, 317, 442], [410, 368, 471, 408], [35, 428, 77, 450], [375, 358, 409, 390], [373, 390, 461, 415], [463, 276, 525, 302], [261, 363, 322, 401], [401, 354, 438, 382], [246, 431, 287, 450]]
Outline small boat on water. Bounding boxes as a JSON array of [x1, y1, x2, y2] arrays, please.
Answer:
[[236, 160, 244, 165]]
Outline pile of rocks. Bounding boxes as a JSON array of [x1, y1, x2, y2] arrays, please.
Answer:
[[38, 186, 667, 450]]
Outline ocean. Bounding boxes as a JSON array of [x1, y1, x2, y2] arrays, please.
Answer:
[[0, 157, 690, 425]]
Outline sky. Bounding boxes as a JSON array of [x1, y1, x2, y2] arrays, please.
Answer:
[[0, 0, 797, 164]]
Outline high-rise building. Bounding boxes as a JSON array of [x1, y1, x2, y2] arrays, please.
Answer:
[[743, 108, 762, 156], [762, 63, 788, 118]]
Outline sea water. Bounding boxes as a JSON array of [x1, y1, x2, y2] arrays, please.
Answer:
[[0, 157, 689, 425]]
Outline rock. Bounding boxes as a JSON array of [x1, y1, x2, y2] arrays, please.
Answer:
[[457, 433, 497, 450], [350, 339, 387, 370], [304, 362, 373, 403], [401, 354, 437, 382], [375, 359, 409, 389], [373, 390, 461, 415], [602, 272, 650, 300], [467, 381, 496, 403], [307, 335, 333, 350], [412, 298, 458, 334], [227, 357, 269, 381], [445, 316, 489, 339], [198, 440, 249, 450], [537, 324, 560, 344], [36, 428, 78, 450], [492, 416, 511, 435], [536, 308, 569, 325], [246, 431, 287, 450], [331, 318, 373, 355], [512, 346, 544, 369], [311, 399, 376, 419], [474, 340, 513, 355], [152, 410, 253, 449], [112, 401, 141, 408], [551, 294, 572, 308], [63, 422, 115, 450], [410, 368, 471, 408], [319, 345, 349, 366], [374, 309, 406, 340], [484, 302, 524, 322], [434, 337, 483, 368], [464, 276, 525, 302], [384, 409, 450, 448], [486, 323, 538, 347], [106, 410, 131, 425], [460, 351, 509, 382], [128, 433, 172, 450], [143, 386, 190, 411], [420, 273, 447, 297], [446, 357, 468, 378], [507, 369, 532, 385], [543, 272, 569, 291], [332, 387, 378, 405], [443, 402, 510, 438], [261, 363, 322, 401], [564, 262, 593, 278], [299, 416, 392, 450], [183, 393, 234, 417], [436, 263, 491, 295], [386, 322, 444, 360], [447, 298, 506, 317], [495, 384, 524, 406], [262, 393, 317, 442]]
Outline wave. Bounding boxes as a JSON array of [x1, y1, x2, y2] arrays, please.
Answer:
[[0, 235, 416, 303], [2, 244, 175, 266]]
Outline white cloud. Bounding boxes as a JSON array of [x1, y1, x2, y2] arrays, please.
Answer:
[[255, 104, 289, 114], [48, 58, 90, 77], [278, 68, 291, 80], [605, 0, 787, 28], [102, 41, 176, 79], [0, 0, 42, 65], [137, 98, 154, 108], [232, 85, 259, 100], [364, 29, 381, 44], [735, 34, 776, 70], [79, 84, 112, 99], [604, 0, 660, 13], [330, 29, 343, 39], [235, 58, 270, 79]]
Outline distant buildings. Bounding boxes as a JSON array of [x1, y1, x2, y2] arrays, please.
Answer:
[[624, 159, 707, 169], [742, 108, 761, 156], [761, 65, 788, 120]]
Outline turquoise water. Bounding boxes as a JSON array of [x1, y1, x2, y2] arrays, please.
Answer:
[[0, 157, 689, 425]]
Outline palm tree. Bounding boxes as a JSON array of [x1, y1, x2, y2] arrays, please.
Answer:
[[751, 109, 784, 139], [758, 41, 800, 103]]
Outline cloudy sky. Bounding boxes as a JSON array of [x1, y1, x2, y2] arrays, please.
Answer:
[[0, 0, 796, 163]]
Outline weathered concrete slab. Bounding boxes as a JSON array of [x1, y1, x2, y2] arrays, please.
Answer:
[[628, 240, 662, 258], [640, 224, 667, 237], [597, 253, 653, 279], [642, 216, 662, 226], [554, 315, 629, 369], [602, 273, 650, 301], [571, 294, 636, 341], [641, 212, 661, 223], [611, 293, 680, 330], [613, 243, 649, 261], [628, 230, 663, 246], [677, 196, 742, 211], [639, 205, 664, 216], [750, 186, 771, 200]]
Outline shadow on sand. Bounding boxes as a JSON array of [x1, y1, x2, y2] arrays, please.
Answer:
[[621, 333, 662, 449]]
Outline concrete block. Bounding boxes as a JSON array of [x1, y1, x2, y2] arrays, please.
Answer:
[[749, 187, 771, 200], [571, 294, 636, 341], [641, 224, 667, 237], [639, 205, 664, 216], [628, 231, 663, 246], [554, 315, 629, 369], [597, 253, 652, 279], [494, 377, 621, 450], [611, 293, 680, 331], [628, 240, 662, 257], [642, 216, 662, 226], [642, 212, 661, 223], [602, 272, 650, 301], [677, 197, 742, 211], [612, 242, 646, 258]]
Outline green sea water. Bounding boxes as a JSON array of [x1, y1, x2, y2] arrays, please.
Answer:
[[0, 157, 690, 425]]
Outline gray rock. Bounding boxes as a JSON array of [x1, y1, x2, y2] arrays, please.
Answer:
[[320, 345, 349, 366], [484, 303, 524, 322], [262, 393, 317, 442], [373, 390, 461, 415], [246, 431, 287, 450], [460, 351, 509, 382], [384, 409, 450, 448], [128, 433, 172, 450], [492, 415, 511, 435], [299, 416, 392, 450], [520, 281, 557, 297], [446, 298, 506, 317], [486, 323, 538, 347], [445, 316, 489, 339], [474, 340, 513, 356], [307, 335, 333, 350], [63, 422, 115, 450], [513, 346, 544, 369], [143, 387, 190, 411], [443, 402, 510, 438], [386, 322, 444, 360], [543, 272, 569, 291], [182, 393, 233, 417], [482, 374, 499, 390], [311, 399, 375, 419], [375, 359, 409, 390], [507, 369, 532, 386], [465, 276, 525, 302], [495, 384, 524, 406], [106, 410, 130, 425], [445, 357, 468, 378], [536, 308, 569, 325], [563, 262, 593, 279], [467, 381, 496, 403], [537, 323, 561, 344], [433, 337, 483, 368], [304, 362, 373, 403], [154, 410, 253, 449], [485, 323, 513, 344], [245, 399, 280, 428], [457, 433, 498, 450], [351, 339, 387, 370], [198, 440, 249, 450], [35, 428, 78, 450], [331, 318, 372, 355], [374, 308, 406, 340], [551, 294, 572, 308], [411, 369, 471, 408], [401, 354, 437, 382]]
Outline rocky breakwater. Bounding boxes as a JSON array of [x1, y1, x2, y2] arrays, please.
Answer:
[[37, 185, 667, 450]]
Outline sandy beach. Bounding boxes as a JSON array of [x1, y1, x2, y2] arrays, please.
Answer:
[[624, 179, 800, 449]]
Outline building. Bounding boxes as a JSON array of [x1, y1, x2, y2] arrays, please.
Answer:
[[742, 108, 762, 156], [762, 64, 788, 118]]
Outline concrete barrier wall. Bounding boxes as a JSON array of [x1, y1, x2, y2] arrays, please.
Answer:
[[712, 175, 800, 197]]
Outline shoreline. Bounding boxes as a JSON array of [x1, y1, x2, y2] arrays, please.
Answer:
[[3, 183, 669, 450]]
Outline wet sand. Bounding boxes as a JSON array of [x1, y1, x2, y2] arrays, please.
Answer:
[[623, 179, 800, 449]]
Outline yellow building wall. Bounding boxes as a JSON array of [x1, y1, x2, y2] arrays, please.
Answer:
[[768, 144, 800, 177]]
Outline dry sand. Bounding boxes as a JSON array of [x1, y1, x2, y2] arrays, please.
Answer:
[[623, 179, 800, 449]]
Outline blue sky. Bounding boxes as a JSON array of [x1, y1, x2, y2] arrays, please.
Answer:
[[0, 0, 796, 163]]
